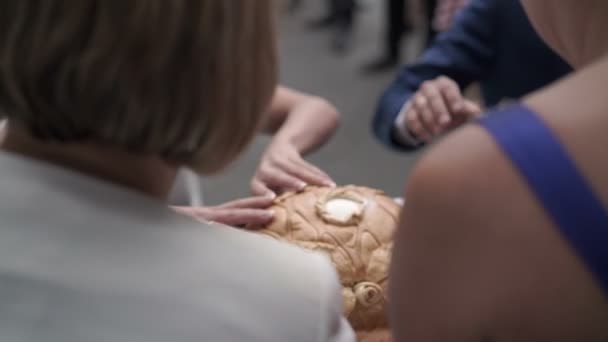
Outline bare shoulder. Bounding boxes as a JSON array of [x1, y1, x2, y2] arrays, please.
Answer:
[[391, 122, 608, 341], [402, 121, 516, 230]]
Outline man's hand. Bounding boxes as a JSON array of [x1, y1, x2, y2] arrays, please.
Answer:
[[251, 138, 335, 197], [402, 76, 482, 142], [173, 196, 275, 227]]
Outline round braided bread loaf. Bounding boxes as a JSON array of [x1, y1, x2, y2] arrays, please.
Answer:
[[253, 185, 400, 340]]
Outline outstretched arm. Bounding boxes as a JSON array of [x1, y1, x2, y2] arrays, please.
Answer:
[[252, 86, 340, 197], [172, 87, 340, 225], [262, 86, 339, 155], [373, 0, 498, 150]]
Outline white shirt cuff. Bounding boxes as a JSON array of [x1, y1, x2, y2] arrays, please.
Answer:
[[392, 101, 423, 147]]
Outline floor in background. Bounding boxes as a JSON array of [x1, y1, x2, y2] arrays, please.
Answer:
[[203, 0, 425, 204]]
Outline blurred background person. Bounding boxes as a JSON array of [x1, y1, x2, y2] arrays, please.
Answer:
[[373, 0, 572, 150], [390, 0, 608, 339], [0, 1, 354, 341], [422, 0, 439, 46], [363, 0, 448, 73], [362, 0, 412, 73], [308, 0, 358, 53]]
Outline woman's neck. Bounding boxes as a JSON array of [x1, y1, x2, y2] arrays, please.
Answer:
[[0, 123, 177, 200]]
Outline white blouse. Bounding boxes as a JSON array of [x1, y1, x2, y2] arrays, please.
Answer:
[[0, 151, 355, 342]]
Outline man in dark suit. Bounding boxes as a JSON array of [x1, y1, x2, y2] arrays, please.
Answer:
[[363, 0, 440, 73], [372, 0, 571, 150]]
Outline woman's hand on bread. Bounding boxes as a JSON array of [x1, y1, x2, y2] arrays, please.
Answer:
[[173, 196, 275, 227], [250, 138, 335, 197]]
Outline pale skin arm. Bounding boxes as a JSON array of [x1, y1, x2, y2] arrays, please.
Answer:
[[251, 85, 340, 196], [389, 124, 608, 341], [389, 127, 493, 341], [262, 86, 340, 154]]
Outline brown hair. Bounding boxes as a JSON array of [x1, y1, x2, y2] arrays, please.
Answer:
[[0, 1, 277, 174]]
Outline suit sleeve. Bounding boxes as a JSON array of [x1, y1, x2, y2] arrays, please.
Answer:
[[316, 255, 356, 342], [372, 0, 499, 151]]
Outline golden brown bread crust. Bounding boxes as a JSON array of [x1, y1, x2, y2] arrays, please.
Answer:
[[357, 329, 393, 342], [253, 185, 400, 337]]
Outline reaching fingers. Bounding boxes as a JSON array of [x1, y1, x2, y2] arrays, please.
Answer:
[[171, 206, 201, 218], [290, 155, 332, 180], [172, 198, 275, 227], [285, 157, 335, 187], [411, 93, 438, 140], [446, 100, 483, 131], [260, 153, 334, 191], [204, 208, 275, 227], [460, 99, 483, 118], [420, 80, 451, 129], [251, 178, 276, 198], [218, 195, 275, 210], [405, 104, 432, 142], [258, 164, 308, 192], [436, 76, 464, 113]]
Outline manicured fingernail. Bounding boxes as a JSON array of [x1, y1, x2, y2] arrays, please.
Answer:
[[439, 114, 450, 125], [325, 181, 337, 187], [298, 182, 307, 190], [266, 191, 276, 199], [265, 210, 275, 219]]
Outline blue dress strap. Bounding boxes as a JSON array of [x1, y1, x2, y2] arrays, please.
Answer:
[[478, 104, 608, 293]]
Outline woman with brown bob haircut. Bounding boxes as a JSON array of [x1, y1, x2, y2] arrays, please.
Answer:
[[0, 1, 354, 341]]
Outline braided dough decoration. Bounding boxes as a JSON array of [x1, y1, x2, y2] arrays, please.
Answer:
[[254, 185, 400, 336]]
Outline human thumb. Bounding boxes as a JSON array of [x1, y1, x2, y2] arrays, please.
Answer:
[[460, 100, 483, 118]]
